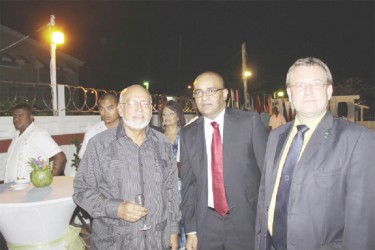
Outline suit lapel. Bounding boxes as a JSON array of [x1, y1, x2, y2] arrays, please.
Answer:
[[192, 117, 208, 186], [298, 113, 334, 167], [223, 109, 234, 172], [265, 123, 292, 207], [273, 124, 292, 173]]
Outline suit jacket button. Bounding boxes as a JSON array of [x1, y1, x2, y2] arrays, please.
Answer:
[[266, 206, 269, 211]]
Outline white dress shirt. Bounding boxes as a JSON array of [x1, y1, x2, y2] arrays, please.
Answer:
[[79, 121, 107, 158], [5, 123, 62, 183], [204, 109, 225, 208]]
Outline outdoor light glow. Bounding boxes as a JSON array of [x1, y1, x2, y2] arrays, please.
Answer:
[[52, 31, 64, 44], [143, 81, 149, 90], [243, 71, 252, 78], [187, 85, 192, 89], [277, 91, 284, 97]]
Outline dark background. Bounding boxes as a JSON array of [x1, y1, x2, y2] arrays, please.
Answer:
[[1, 1, 374, 96]]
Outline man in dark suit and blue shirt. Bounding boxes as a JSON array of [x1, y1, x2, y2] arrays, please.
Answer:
[[255, 57, 375, 250], [180, 72, 268, 249]]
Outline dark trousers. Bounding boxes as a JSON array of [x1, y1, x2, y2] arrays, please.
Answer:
[[0, 232, 8, 250], [198, 208, 244, 250]]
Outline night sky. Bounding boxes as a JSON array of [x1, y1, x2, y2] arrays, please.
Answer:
[[1, 1, 374, 95]]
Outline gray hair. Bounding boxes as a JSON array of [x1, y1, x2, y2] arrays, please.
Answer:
[[286, 57, 333, 86], [119, 85, 152, 103]]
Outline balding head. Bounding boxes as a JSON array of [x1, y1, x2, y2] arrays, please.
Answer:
[[193, 71, 228, 120], [194, 71, 225, 89], [118, 85, 153, 131], [119, 85, 152, 104]]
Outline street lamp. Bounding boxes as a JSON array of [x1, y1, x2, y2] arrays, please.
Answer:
[[243, 71, 252, 78], [143, 81, 149, 90], [49, 15, 64, 115], [52, 31, 64, 44], [277, 91, 284, 98]]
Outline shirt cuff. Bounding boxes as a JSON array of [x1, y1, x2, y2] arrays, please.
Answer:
[[170, 221, 180, 234], [105, 199, 123, 218]]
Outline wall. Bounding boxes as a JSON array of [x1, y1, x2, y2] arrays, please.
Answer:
[[0, 114, 197, 181], [0, 115, 100, 180]]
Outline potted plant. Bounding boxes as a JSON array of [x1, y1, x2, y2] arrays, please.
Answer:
[[28, 156, 53, 188]]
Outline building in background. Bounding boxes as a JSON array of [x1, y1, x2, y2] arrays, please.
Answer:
[[0, 24, 84, 85]]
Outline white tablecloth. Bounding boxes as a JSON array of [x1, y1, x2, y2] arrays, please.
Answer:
[[0, 176, 77, 249]]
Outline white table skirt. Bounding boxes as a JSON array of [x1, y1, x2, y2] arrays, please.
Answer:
[[0, 176, 77, 249]]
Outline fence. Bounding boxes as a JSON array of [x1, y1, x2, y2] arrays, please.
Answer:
[[0, 80, 197, 116], [0, 81, 198, 180]]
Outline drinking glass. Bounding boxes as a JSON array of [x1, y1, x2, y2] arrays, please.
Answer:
[[134, 194, 151, 230]]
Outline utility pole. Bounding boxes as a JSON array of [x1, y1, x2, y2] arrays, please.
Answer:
[[49, 15, 64, 116], [50, 15, 58, 116], [242, 42, 250, 110]]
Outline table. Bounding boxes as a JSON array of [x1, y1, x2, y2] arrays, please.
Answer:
[[0, 176, 79, 250]]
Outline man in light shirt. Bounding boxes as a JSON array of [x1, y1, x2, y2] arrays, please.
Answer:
[[5, 103, 66, 183], [268, 106, 286, 130], [255, 57, 375, 250], [79, 92, 120, 158]]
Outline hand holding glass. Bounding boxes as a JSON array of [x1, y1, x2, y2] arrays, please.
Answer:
[[134, 194, 151, 230]]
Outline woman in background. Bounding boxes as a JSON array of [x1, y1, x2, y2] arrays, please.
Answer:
[[160, 100, 186, 250]]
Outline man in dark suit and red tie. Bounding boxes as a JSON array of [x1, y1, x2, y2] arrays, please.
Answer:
[[255, 57, 375, 250], [180, 71, 268, 249]]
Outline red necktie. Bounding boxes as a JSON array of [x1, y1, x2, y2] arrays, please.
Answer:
[[211, 121, 229, 217]]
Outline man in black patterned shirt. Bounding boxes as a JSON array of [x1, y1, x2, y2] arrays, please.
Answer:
[[73, 85, 181, 250]]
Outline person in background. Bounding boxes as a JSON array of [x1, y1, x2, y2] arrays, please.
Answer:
[[4, 103, 66, 183], [260, 110, 271, 130], [79, 92, 120, 158], [268, 106, 286, 130], [256, 57, 375, 250], [160, 100, 186, 249], [73, 85, 181, 249], [180, 72, 268, 250]]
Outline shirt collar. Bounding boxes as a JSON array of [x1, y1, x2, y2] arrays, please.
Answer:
[[203, 108, 226, 127], [294, 111, 326, 131], [17, 122, 35, 137]]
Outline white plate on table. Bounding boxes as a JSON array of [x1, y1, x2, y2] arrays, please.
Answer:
[[10, 183, 29, 190]]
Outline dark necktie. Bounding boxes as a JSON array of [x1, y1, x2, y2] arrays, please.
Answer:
[[273, 124, 309, 250], [211, 121, 229, 217]]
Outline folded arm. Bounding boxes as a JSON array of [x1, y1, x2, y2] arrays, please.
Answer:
[[51, 151, 66, 176]]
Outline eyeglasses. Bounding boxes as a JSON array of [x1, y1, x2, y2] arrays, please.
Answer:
[[289, 81, 329, 91], [193, 88, 224, 98], [120, 100, 152, 108]]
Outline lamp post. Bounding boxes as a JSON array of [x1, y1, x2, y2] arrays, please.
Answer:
[[241, 42, 252, 110], [49, 15, 64, 115], [242, 70, 252, 110]]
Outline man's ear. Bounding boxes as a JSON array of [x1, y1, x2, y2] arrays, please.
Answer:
[[327, 84, 333, 100], [223, 88, 229, 101], [117, 104, 123, 117], [286, 87, 294, 109]]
